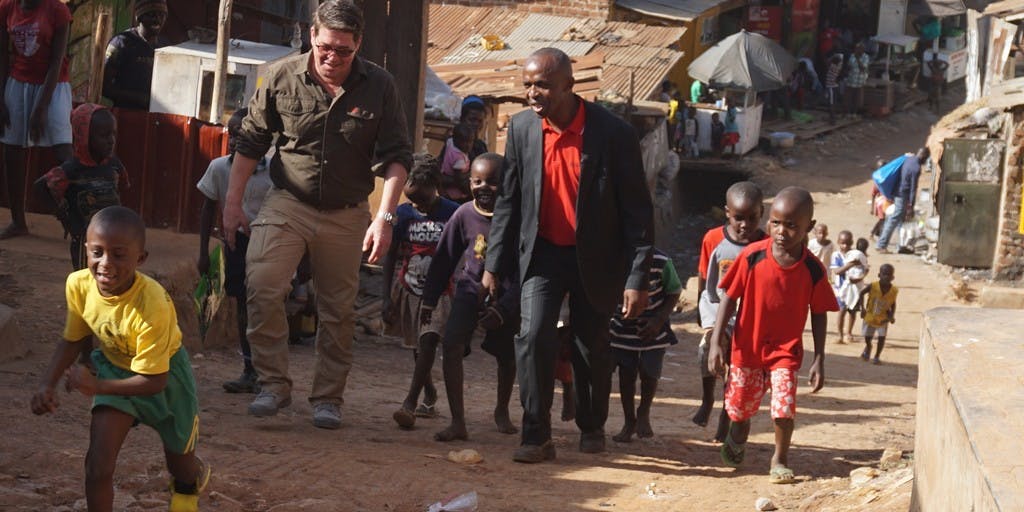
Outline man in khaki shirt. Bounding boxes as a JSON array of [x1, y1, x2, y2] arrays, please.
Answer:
[[222, 0, 411, 429]]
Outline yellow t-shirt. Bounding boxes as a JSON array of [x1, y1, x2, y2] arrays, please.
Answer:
[[63, 269, 182, 375], [862, 281, 898, 328]]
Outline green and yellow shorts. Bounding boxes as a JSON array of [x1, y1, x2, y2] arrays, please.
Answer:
[[91, 348, 200, 455]]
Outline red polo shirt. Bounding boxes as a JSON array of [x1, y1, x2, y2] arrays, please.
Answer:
[[539, 99, 586, 246]]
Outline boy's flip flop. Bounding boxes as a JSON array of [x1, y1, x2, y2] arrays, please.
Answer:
[[393, 408, 416, 429], [720, 433, 745, 468], [768, 465, 797, 484]]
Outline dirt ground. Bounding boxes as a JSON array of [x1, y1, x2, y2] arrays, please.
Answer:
[[0, 103, 973, 511]]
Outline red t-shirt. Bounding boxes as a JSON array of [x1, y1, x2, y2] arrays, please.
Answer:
[[538, 99, 585, 246], [720, 238, 839, 370], [0, 0, 71, 84], [698, 225, 726, 280]]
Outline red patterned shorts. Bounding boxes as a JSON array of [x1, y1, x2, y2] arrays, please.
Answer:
[[724, 366, 797, 422]]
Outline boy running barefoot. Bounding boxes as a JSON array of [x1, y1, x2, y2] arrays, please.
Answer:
[[708, 187, 838, 484], [30, 206, 209, 511], [403, 153, 520, 440], [694, 181, 766, 444], [859, 264, 897, 364]]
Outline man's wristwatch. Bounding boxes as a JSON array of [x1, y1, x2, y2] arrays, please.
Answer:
[[381, 211, 395, 226]]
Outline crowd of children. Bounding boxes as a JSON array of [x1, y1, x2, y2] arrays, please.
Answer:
[[22, 97, 909, 509]]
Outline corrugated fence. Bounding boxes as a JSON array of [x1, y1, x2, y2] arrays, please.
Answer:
[[2, 110, 227, 234]]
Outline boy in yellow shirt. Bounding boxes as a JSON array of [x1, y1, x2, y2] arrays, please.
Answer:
[[30, 206, 209, 511], [858, 263, 898, 364]]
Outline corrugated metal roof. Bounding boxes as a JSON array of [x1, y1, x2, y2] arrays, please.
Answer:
[[615, 0, 737, 21], [439, 14, 596, 64], [427, 6, 685, 102], [984, 0, 1024, 16]]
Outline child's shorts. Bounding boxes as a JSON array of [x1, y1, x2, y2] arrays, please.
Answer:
[[90, 348, 200, 455], [223, 232, 249, 299], [0, 79, 73, 147], [612, 346, 666, 380], [722, 132, 740, 146], [862, 323, 888, 338], [698, 327, 732, 378], [442, 296, 516, 362], [724, 366, 797, 423], [386, 282, 450, 349]]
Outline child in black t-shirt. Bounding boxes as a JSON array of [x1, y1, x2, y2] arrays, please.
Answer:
[[36, 104, 126, 270]]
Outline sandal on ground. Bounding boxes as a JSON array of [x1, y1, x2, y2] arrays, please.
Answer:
[[768, 465, 797, 484], [719, 433, 745, 468], [860, 349, 870, 361], [414, 403, 439, 418]]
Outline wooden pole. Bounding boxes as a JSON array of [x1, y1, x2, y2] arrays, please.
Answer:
[[210, 0, 233, 124], [627, 69, 635, 123], [385, 0, 428, 150], [89, 6, 112, 104]]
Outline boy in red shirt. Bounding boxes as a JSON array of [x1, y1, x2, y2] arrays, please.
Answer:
[[708, 187, 838, 484]]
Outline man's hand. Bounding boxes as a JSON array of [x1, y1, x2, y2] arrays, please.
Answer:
[[808, 355, 825, 393], [66, 365, 99, 397], [362, 217, 392, 264], [889, 314, 896, 324], [28, 103, 49, 143], [221, 203, 249, 250], [197, 251, 210, 276], [30, 385, 59, 415], [621, 289, 648, 319], [904, 207, 915, 222], [707, 343, 726, 377], [419, 305, 434, 328], [481, 271, 498, 301]]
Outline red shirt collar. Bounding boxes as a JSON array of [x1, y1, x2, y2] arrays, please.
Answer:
[[542, 97, 586, 136]]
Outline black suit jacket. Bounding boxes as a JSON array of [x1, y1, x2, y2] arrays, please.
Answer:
[[485, 99, 655, 315]]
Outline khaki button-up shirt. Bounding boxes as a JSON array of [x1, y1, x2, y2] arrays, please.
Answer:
[[235, 53, 412, 209]]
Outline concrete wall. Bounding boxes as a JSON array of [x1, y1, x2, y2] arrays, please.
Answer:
[[992, 109, 1024, 280], [428, 0, 612, 18], [912, 307, 1024, 512]]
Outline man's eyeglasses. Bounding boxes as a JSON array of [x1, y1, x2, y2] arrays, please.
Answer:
[[314, 42, 356, 59]]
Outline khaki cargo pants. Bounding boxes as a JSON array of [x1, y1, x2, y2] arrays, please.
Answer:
[[245, 188, 369, 405]]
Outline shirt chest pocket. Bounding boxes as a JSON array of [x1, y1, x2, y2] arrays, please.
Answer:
[[339, 107, 379, 148], [276, 97, 318, 139]]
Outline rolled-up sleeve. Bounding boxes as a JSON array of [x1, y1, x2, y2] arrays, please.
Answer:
[[235, 82, 277, 160], [372, 75, 413, 176]]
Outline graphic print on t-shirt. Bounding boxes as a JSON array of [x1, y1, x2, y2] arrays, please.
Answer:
[[11, 21, 41, 56], [401, 218, 446, 295]]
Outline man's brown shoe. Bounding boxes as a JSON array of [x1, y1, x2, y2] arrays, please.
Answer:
[[579, 432, 607, 453], [513, 441, 556, 463]]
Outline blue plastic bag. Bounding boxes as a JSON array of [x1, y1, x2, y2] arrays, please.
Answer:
[[872, 155, 906, 201]]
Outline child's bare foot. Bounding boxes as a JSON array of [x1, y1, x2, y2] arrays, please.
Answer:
[[636, 415, 654, 439], [434, 423, 468, 442], [692, 403, 712, 427], [494, 408, 517, 434], [612, 420, 635, 443], [392, 407, 415, 429], [835, 335, 848, 344]]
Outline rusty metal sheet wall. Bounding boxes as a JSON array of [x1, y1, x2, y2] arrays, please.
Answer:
[[1, 111, 227, 235]]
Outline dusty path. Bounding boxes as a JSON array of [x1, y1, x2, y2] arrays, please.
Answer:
[[0, 105, 967, 511]]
